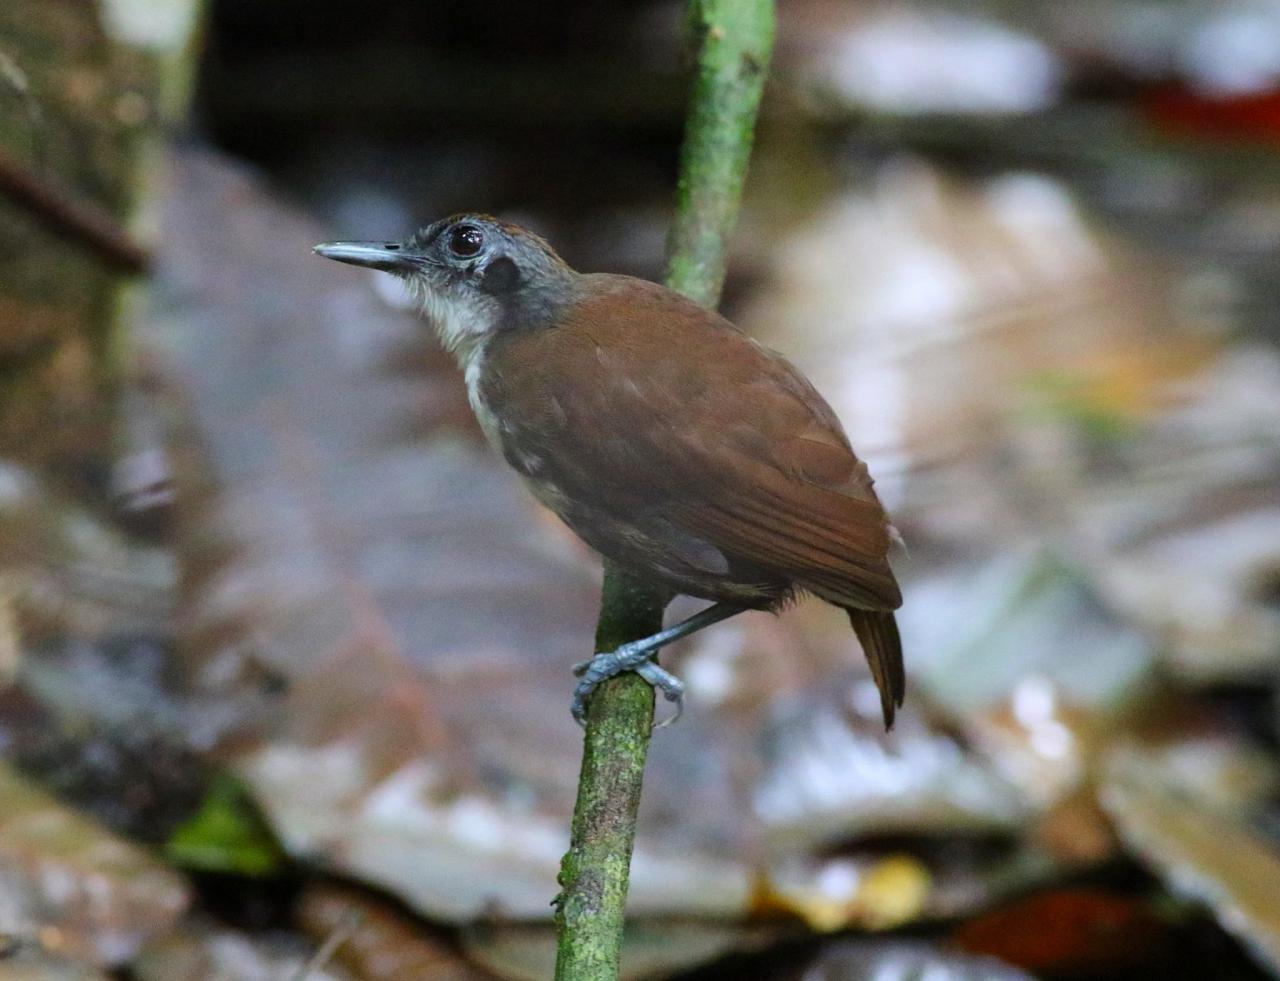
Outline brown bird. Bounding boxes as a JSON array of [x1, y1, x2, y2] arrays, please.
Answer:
[[315, 216, 904, 727]]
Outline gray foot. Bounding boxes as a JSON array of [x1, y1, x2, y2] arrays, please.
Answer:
[[570, 643, 686, 728]]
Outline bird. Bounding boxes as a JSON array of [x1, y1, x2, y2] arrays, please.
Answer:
[[314, 215, 904, 728]]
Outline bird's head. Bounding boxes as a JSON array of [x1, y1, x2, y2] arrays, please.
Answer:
[[315, 214, 576, 356]]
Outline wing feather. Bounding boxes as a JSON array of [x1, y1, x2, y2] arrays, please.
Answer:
[[480, 274, 902, 613]]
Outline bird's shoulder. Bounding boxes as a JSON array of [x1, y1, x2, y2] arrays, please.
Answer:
[[480, 274, 899, 609], [482, 274, 873, 492]]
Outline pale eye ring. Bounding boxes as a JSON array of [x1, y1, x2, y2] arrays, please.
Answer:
[[448, 224, 484, 258]]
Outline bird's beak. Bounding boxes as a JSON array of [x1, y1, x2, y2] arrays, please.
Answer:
[[312, 241, 423, 273]]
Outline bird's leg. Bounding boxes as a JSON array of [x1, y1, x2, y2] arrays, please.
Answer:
[[571, 602, 745, 727]]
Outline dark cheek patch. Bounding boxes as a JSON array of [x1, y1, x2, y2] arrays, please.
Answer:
[[480, 256, 521, 295]]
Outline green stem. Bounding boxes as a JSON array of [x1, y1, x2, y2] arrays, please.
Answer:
[[666, 0, 776, 310], [553, 2, 775, 978]]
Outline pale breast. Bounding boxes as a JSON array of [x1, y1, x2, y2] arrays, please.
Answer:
[[465, 340, 577, 517], [462, 337, 504, 447]]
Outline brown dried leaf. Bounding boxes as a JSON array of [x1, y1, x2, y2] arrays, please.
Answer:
[[0, 764, 189, 968], [148, 149, 756, 925], [1101, 743, 1280, 975], [134, 919, 353, 981], [297, 883, 497, 981]]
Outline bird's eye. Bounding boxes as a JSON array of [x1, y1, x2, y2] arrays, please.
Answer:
[[448, 224, 484, 258]]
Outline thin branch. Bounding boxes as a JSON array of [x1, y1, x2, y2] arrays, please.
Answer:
[[552, 2, 776, 978], [291, 906, 363, 981], [0, 146, 152, 274]]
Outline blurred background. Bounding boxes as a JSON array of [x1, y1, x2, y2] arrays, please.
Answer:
[[2, 0, 1280, 978]]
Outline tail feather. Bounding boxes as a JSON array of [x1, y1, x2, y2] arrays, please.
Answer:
[[846, 608, 904, 729]]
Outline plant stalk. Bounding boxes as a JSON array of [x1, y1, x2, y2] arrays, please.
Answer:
[[553, 2, 775, 977]]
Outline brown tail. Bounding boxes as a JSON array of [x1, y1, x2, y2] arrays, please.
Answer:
[[846, 609, 904, 729]]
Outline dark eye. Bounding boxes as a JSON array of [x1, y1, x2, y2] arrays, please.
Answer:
[[448, 224, 484, 258]]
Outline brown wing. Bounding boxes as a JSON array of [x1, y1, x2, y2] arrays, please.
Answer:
[[481, 274, 902, 612]]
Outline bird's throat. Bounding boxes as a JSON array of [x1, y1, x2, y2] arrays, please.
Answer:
[[407, 279, 499, 362]]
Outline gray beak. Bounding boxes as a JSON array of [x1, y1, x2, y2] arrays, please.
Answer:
[[313, 241, 421, 272]]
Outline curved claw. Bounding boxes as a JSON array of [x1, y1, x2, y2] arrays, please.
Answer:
[[569, 644, 686, 729], [635, 661, 685, 728], [570, 684, 592, 727]]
